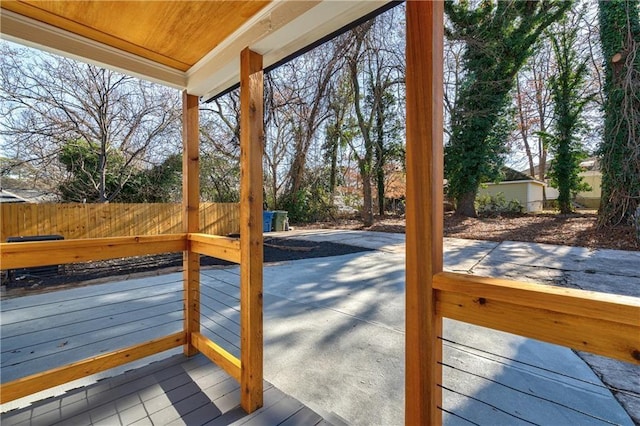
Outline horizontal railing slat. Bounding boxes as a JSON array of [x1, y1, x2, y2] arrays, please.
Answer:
[[434, 272, 640, 364], [0, 332, 186, 404], [434, 272, 640, 326], [191, 331, 241, 381], [189, 233, 241, 264], [0, 234, 187, 269]]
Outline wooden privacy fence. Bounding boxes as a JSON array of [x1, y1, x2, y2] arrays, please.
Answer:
[[0, 203, 240, 241]]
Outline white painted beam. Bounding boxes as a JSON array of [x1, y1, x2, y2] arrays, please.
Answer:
[[0, 10, 186, 89], [189, 0, 390, 99]]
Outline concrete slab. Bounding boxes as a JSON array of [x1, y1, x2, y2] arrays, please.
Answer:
[[256, 249, 634, 425], [267, 231, 639, 424], [264, 292, 405, 425], [566, 270, 640, 298], [443, 321, 633, 426], [479, 241, 640, 280], [272, 229, 405, 253], [443, 238, 501, 273]]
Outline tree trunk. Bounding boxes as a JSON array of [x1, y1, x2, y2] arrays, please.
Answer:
[[597, 0, 640, 226], [516, 77, 536, 177], [328, 131, 338, 197], [375, 86, 386, 216], [455, 190, 477, 217], [375, 138, 385, 216], [377, 165, 385, 216], [362, 170, 374, 226], [98, 143, 108, 203]]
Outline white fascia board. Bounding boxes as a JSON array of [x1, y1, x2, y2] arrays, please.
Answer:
[[188, 0, 390, 99], [1, 10, 187, 90]]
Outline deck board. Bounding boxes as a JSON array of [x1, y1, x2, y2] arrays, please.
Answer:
[[0, 272, 238, 383], [1, 354, 329, 426]]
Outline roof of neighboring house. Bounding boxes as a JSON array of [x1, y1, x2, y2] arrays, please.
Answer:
[[484, 167, 541, 184], [503, 167, 535, 182], [520, 156, 600, 178], [0, 189, 28, 203], [579, 157, 600, 171], [0, 188, 57, 203], [520, 162, 551, 179]]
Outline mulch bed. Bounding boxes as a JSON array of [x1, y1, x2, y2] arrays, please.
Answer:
[[1, 237, 371, 295], [297, 212, 640, 252]]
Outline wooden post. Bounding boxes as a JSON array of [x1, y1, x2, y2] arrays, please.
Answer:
[[182, 91, 200, 357], [239, 47, 264, 413], [405, 2, 444, 425]]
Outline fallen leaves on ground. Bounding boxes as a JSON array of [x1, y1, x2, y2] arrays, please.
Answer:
[[297, 212, 639, 251]]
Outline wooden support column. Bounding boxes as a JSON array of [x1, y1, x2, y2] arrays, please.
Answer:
[[182, 91, 200, 357], [239, 47, 264, 413], [405, 2, 444, 425]]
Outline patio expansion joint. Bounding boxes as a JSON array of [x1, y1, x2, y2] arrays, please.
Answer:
[[466, 242, 502, 274]]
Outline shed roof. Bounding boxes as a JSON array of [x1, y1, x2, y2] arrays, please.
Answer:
[[503, 166, 536, 182]]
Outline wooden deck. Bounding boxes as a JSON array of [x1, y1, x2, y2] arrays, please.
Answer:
[[2, 256, 636, 425], [0, 353, 330, 426], [1, 269, 241, 383], [0, 265, 334, 425]]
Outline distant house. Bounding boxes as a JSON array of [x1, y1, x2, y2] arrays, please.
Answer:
[[1, 164, 58, 203], [478, 167, 545, 213], [526, 157, 602, 209], [0, 188, 58, 203], [575, 158, 602, 209]]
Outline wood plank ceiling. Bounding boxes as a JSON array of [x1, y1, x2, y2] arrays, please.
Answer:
[[0, 1, 271, 71]]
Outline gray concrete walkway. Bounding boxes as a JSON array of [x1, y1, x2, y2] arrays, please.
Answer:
[[2, 231, 638, 425]]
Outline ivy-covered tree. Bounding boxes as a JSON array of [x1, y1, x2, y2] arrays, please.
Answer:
[[58, 139, 181, 203], [444, 0, 571, 217], [598, 0, 640, 226], [546, 11, 593, 214], [58, 139, 127, 202], [120, 154, 182, 203]]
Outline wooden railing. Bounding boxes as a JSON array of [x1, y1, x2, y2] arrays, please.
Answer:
[[0, 233, 243, 403], [434, 272, 640, 365], [1, 235, 638, 411], [0, 202, 240, 241]]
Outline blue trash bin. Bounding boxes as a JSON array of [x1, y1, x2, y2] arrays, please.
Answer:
[[262, 211, 274, 232]]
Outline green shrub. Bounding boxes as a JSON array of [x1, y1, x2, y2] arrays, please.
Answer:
[[475, 192, 524, 217]]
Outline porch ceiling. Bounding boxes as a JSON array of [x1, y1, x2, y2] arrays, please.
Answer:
[[0, 0, 391, 98]]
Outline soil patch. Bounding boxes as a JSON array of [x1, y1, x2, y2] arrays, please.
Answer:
[[1, 237, 371, 298]]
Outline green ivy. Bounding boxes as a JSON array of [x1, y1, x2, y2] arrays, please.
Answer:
[[444, 0, 571, 217], [546, 10, 593, 214], [598, 0, 640, 226]]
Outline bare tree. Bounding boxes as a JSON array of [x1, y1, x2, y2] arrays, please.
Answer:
[[199, 92, 242, 202], [276, 40, 348, 200], [0, 42, 181, 202], [514, 38, 554, 183]]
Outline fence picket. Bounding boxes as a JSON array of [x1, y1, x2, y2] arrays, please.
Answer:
[[0, 203, 239, 241]]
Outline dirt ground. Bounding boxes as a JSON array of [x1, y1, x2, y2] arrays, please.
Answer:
[[297, 211, 640, 252]]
